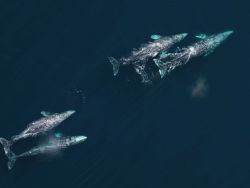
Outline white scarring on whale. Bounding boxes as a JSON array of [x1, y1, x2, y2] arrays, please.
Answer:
[[0, 110, 75, 162], [154, 31, 234, 78]]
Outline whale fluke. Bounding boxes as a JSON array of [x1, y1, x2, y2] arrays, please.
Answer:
[[0, 137, 17, 170], [108, 57, 120, 76], [0, 138, 12, 156], [6, 149, 17, 170]]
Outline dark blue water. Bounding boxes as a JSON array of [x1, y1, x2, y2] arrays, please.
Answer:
[[0, 0, 249, 187]]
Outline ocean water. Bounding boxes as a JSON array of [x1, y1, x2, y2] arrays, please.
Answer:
[[0, 0, 249, 188]]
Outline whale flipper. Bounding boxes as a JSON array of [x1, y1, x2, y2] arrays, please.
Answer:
[[159, 52, 168, 59], [195, 33, 207, 39], [151, 35, 162, 40], [41, 111, 52, 117]]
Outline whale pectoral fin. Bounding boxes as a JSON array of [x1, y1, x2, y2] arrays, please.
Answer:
[[40, 111, 53, 117], [54, 132, 63, 138], [159, 52, 168, 59], [195, 33, 207, 39], [150, 35, 162, 40]]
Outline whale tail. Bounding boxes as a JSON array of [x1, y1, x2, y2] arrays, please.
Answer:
[[6, 149, 17, 170], [153, 59, 168, 78], [0, 138, 12, 155], [0, 138, 16, 170], [108, 57, 120, 76]]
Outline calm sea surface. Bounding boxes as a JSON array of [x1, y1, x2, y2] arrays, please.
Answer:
[[0, 0, 249, 188]]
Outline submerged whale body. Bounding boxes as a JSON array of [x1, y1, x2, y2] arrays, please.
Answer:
[[108, 33, 188, 82], [7, 135, 87, 170], [109, 30, 233, 82], [0, 110, 88, 170], [0, 110, 75, 163], [154, 31, 234, 78]]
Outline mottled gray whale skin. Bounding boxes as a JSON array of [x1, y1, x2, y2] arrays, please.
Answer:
[[7, 135, 87, 170], [154, 31, 234, 78], [11, 110, 75, 143], [108, 33, 188, 81], [0, 110, 75, 162]]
